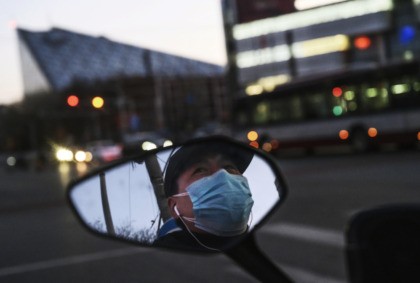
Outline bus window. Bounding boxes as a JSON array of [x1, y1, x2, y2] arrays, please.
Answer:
[[237, 110, 249, 126], [270, 99, 290, 123], [269, 96, 303, 123], [391, 78, 410, 96], [413, 80, 420, 93], [391, 77, 420, 108], [343, 87, 359, 113], [360, 83, 390, 112], [289, 96, 304, 121], [410, 79, 420, 104], [270, 100, 285, 123], [330, 86, 355, 117], [254, 101, 270, 124], [303, 92, 328, 119]]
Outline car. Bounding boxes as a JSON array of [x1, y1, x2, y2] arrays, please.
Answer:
[[121, 131, 173, 157], [85, 140, 123, 163]]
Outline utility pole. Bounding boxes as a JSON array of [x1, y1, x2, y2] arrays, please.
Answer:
[[222, 0, 240, 102], [144, 50, 165, 130]]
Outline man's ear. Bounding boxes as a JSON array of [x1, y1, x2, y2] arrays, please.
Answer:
[[168, 197, 178, 219]]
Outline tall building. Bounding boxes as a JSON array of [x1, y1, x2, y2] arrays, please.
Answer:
[[17, 28, 227, 145], [224, 0, 420, 96]]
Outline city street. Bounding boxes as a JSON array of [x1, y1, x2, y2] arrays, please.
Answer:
[[0, 150, 419, 283], [4, 1, 420, 282]]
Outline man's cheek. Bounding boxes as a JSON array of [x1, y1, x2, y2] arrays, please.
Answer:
[[179, 200, 194, 217]]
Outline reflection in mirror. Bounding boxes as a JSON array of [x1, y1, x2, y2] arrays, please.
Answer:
[[69, 140, 285, 252]]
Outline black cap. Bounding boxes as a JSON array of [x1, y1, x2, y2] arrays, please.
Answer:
[[164, 140, 254, 197]]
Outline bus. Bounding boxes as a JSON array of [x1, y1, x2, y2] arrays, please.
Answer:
[[232, 61, 420, 154]]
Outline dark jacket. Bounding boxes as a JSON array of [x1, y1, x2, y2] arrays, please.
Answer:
[[154, 218, 246, 252]]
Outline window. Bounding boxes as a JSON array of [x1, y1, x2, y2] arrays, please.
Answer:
[[360, 82, 390, 111], [254, 101, 270, 124], [303, 92, 328, 119]]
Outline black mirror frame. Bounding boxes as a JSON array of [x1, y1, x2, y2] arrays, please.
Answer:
[[66, 135, 289, 254]]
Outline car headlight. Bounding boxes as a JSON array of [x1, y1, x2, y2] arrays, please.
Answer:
[[142, 141, 157, 151], [163, 140, 173, 147], [74, 151, 87, 162], [6, 156, 16, 166], [56, 147, 74, 162]]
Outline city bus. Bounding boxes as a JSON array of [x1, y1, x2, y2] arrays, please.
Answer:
[[232, 61, 420, 154]]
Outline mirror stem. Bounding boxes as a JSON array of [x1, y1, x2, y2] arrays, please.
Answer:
[[100, 172, 116, 236], [225, 234, 294, 283], [145, 154, 171, 222]]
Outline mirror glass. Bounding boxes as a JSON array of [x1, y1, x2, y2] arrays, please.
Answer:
[[68, 139, 285, 252]]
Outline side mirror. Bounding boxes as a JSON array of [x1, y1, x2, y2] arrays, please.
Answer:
[[67, 137, 287, 252]]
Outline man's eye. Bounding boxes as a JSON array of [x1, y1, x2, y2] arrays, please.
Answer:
[[192, 167, 207, 175], [224, 165, 240, 174]]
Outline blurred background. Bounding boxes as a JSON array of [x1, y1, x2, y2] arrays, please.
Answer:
[[1, 1, 420, 282], [1, 0, 228, 173], [1, 0, 420, 173]]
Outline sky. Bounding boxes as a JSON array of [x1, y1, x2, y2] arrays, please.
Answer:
[[0, 0, 227, 105]]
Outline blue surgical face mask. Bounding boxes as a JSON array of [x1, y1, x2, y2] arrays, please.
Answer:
[[173, 169, 254, 237]]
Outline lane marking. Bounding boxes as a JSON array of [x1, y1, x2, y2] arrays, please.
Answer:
[[1, 223, 345, 278], [0, 247, 146, 277], [260, 223, 345, 248], [225, 261, 346, 283]]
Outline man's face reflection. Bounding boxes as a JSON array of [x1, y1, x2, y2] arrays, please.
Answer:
[[168, 154, 241, 233]]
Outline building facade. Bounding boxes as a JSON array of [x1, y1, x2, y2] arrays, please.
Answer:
[[17, 28, 227, 147], [223, 0, 420, 97]]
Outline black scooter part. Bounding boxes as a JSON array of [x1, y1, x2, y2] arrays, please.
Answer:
[[225, 233, 294, 283]]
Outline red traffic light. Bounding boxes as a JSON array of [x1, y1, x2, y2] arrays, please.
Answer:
[[67, 95, 79, 107]]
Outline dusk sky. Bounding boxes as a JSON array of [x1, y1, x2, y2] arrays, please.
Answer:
[[0, 0, 226, 105]]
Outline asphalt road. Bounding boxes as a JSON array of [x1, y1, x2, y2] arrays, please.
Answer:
[[1, 150, 419, 283]]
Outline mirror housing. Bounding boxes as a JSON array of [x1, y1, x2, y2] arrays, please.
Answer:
[[67, 136, 288, 253]]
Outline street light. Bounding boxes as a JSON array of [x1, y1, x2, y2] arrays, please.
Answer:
[[67, 94, 79, 107]]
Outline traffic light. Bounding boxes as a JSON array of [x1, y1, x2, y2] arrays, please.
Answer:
[[91, 96, 104, 109], [67, 94, 79, 107], [67, 95, 106, 109]]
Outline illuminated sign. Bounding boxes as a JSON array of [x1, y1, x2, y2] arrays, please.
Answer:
[[232, 0, 393, 91], [292, 35, 350, 58], [245, 74, 291, 95], [236, 35, 350, 68], [294, 0, 347, 10], [354, 36, 372, 50], [236, 45, 290, 68], [233, 0, 393, 40]]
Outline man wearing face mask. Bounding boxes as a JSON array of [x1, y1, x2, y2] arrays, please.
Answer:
[[153, 142, 254, 251]]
